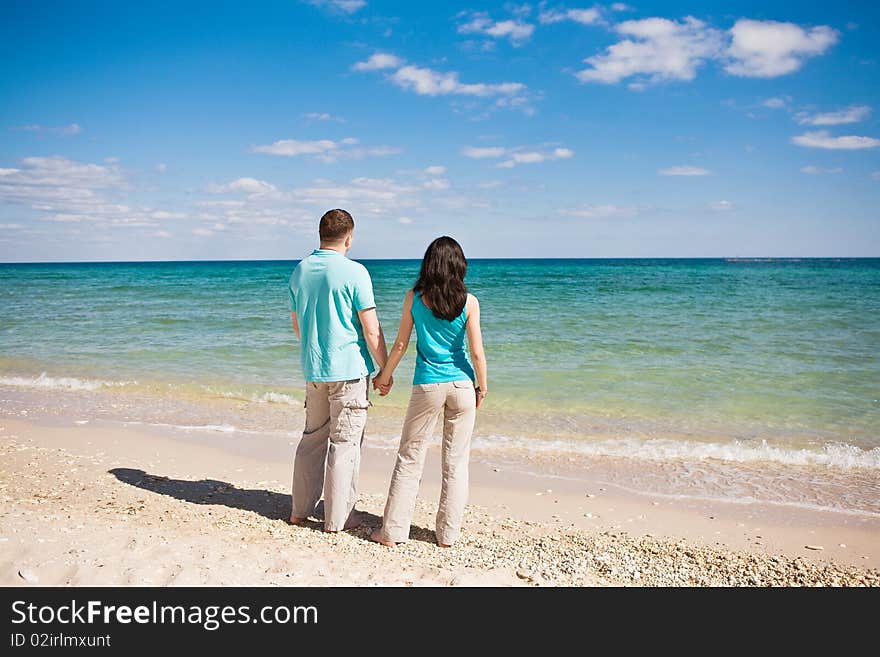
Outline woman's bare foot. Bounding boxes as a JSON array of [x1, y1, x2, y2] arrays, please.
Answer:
[[369, 529, 397, 548], [437, 543, 452, 548], [288, 515, 306, 525]]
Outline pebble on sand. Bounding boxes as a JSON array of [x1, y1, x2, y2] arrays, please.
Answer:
[[805, 545, 825, 551], [18, 568, 38, 583]]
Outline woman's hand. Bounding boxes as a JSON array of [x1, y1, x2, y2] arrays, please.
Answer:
[[475, 386, 486, 409], [373, 372, 393, 396]]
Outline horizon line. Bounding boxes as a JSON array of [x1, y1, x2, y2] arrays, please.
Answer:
[[2, 256, 880, 265]]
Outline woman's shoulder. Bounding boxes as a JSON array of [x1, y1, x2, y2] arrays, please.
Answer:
[[466, 292, 479, 306]]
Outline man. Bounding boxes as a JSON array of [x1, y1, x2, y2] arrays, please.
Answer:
[[287, 208, 391, 532]]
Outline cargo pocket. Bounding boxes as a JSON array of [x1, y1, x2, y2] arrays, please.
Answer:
[[334, 398, 370, 443], [452, 380, 474, 389]]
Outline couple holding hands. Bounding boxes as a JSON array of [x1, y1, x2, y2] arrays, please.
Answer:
[[287, 209, 487, 548]]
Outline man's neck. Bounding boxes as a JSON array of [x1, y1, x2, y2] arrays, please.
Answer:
[[318, 243, 346, 254]]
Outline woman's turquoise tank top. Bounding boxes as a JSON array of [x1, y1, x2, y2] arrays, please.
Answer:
[[411, 291, 475, 385]]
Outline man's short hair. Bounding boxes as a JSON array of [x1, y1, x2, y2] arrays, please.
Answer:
[[319, 209, 354, 242]]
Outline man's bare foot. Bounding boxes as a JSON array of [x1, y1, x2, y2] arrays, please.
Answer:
[[324, 512, 362, 533], [288, 515, 306, 525], [437, 543, 452, 548], [369, 529, 397, 548]]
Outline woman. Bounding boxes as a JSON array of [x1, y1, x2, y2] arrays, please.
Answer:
[[370, 236, 487, 548]]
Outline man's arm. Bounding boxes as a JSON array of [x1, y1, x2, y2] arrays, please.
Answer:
[[358, 307, 389, 372], [291, 312, 301, 340], [373, 290, 413, 393]]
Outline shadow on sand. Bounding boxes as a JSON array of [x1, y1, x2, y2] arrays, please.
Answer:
[[107, 467, 435, 544]]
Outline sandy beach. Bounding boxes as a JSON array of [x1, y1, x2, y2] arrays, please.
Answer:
[[1, 413, 877, 587]]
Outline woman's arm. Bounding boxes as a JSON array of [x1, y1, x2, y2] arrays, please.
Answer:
[[373, 291, 415, 392], [465, 294, 488, 409]]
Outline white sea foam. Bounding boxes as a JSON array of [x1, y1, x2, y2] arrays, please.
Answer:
[[215, 389, 300, 405], [254, 392, 299, 405], [123, 420, 239, 433], [367, 431, 880, 470], [469, 434, 880, 470], [0, 373, 133, 391]]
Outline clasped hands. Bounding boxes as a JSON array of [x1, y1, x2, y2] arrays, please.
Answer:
[[372, 371, 393, 396]]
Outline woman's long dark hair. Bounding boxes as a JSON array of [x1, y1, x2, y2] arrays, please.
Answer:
[[413, 236, 468, 321]]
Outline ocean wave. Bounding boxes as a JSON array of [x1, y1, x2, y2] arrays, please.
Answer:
[[254, 391, 299, 405], [0, 373, 134, 391], [468, 435, 880, 470], [366, 432, 880, 470], [123, 420, 239, 433], [214, 389, 300, 405], [605, 485, 880, 519]]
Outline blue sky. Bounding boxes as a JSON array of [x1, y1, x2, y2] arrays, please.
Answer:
[[1, 0, 878, 261]]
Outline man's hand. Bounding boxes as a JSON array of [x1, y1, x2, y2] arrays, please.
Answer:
[[373, 373, 393, 396]]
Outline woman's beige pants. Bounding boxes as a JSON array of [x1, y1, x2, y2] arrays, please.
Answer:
[[379, 380, 476, 545]]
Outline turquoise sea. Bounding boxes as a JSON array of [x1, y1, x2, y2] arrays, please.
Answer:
[[1, 258, 879, 514]]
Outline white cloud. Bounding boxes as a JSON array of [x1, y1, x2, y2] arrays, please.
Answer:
[[208, 177, 277, 194], [0, 155, 196, 233], [424, 165, 446, 175], [293, 177, 417, 204], [303, 111, 345, 123], [155, 163, 167, 173], [801, 165, 843, 175], [461, 146, 507, 158], [150, 211, 188, 220], [153, 230, 172, 239], [795, 105, 871, 126], [352, 53, 403, 71], [762, 97, 788, 109], [196, 200, 246, 209], [575, 17, 837, 87], [11, 123, 82, 136], [497, 147, 573, 168], [390, 65, 525, 97], [725, 19, 838, 78], [659, 165, 711, 176], [398, 217, 413, 224], [461, 145, 573, 167], [576, 17, 723, 86], [250, 137, 400, 162], [423, 178, 451, 190], [354, 53, 530, 111], [192, 227, 214, 237], [251, 138, 338, 156], [0, 156, 124, 209], [307, 0, 366, 15], [538, 8, 602, 25], [0, 223, 24, 230], [791, 130, 880, 150], [560, 204, 638, 218], [709, 200, 734, 210], [611, 3, 632, 10], [458, 12, 536, 44]]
